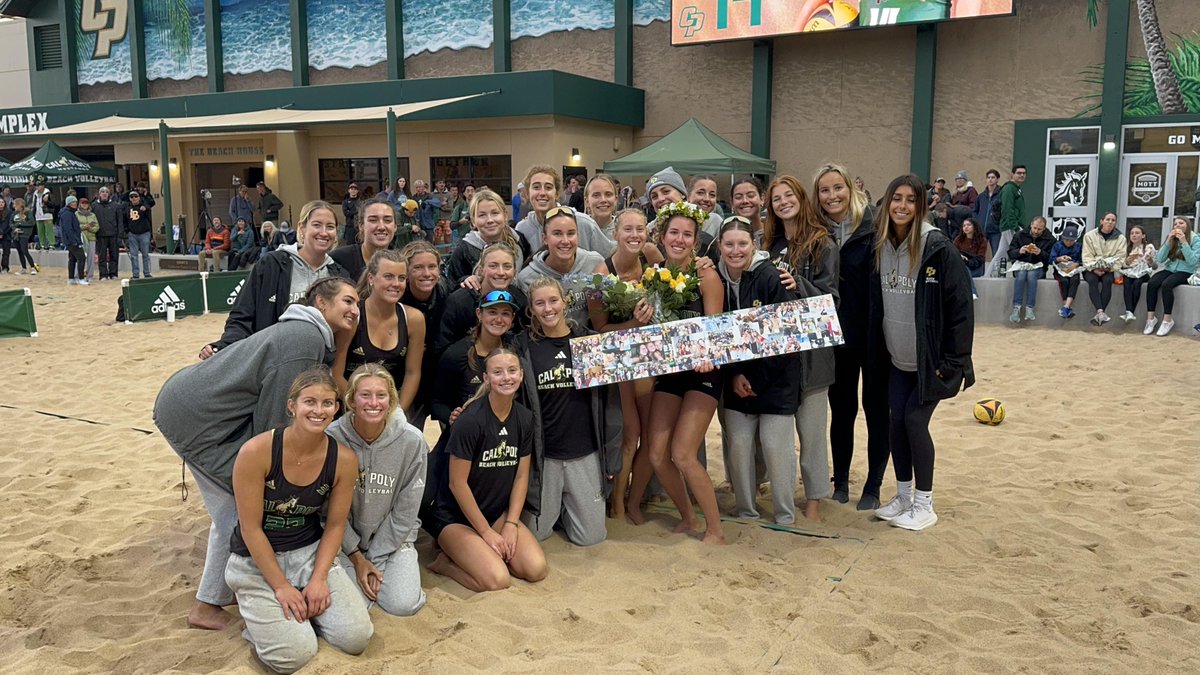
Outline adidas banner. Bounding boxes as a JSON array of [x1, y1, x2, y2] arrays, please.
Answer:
[[0, 288, 38, 339], [121, 275, 206, 322], [204, 271, 250, 314]]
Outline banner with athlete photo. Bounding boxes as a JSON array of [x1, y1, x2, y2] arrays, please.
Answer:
[[571, 295, 843, 389]]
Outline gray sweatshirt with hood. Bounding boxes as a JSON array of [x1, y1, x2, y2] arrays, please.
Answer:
[[879, 222, 935, 372], [516, 249, 606, 327], [279, 242, 338, 304], [326, 410, 429, 562], [153, 304, 336, 485], [717, 250, 772, 306], [516, 210, 616, 257]]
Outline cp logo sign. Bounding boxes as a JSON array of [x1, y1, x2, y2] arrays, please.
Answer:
[[80, 0, 129, 59]]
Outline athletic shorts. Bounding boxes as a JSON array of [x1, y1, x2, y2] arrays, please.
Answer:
[[654, 368, 723, 401]]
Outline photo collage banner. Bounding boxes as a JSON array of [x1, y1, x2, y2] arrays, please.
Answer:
[[571, 295, 843, 389]]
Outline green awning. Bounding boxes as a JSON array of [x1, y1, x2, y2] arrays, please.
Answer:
[[0, 140, 116, 186], [603, 118, 776, 176]]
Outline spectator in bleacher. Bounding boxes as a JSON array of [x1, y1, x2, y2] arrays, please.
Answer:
[[451, 184, 475, 239], [412, 180, 441, 242], [975, 169, 1002, 262], [950, 171, 978, 211], [260, 221, 277, 256], [985, 165, 1028, 277], [1118, 224, 1156, 323], [1050, 223, 1083, 320], [256, 182, 283, 226], [197, 216, 232, 272], [1082, 212, 1126, 326], [76, 196, 99, 283], [1006, 215, 1056, 322], [270, 219, 296, 249], [386, 177, 408, 206], [342, 183, 362, 246], [953, 216, 987, 297], [228, 184, 255, 229], [227, 217, 259, 271], [927, 177, 950, 207], [1143, 216, 1200, 336]]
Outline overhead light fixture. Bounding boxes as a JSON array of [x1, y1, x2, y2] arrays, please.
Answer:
[[150, 159, 159, 171], [1103, 134, 1116, 151], [265, 154, 275, 168], [571, 148, 580, 162], [169, 157, 178, 171]]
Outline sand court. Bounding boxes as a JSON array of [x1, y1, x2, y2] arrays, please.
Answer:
[[1, 272, 1197, 673]]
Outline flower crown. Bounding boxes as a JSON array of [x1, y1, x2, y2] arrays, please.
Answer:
[[655, 201, 708, 229]]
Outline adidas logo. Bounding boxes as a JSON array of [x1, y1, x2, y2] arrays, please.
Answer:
[[498, 427, 508, 436], [226, 279, 245, 306], [470, 375, 481, 384], [267, 294, 277, 303], [352, 347, 365, 355], [151, 285, 186, 314], [554, 351, 568, 360], [701, 381, 713, 388]]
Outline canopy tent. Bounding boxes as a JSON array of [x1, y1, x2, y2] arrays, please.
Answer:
[[0, 157, 10, 168], [35, 93, 488, 136], [602, 118, 776, 176], [0, 140, 116, 186]]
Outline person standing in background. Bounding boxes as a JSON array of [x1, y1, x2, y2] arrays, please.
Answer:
[[77, 196, 99, 283], [126, 191, 154, 279], [984, 165, 1027, 277], [33, 182, 56, 250], [342, 183, 362, 246], [92, 186, 124, 281], [229, 185, 256, 232], [974, 169, 1002, 261], [256, 182, 283, 227], [59, 196, 86, 285]]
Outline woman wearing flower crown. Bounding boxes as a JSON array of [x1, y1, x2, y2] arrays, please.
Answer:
[[626, 201, 727, 544]]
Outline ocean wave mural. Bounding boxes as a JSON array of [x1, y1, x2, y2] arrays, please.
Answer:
[[75, 0, 670, 85]]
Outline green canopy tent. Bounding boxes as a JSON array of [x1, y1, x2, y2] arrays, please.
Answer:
[[602, 118, 776, 176], [0, 140, 116, 187]]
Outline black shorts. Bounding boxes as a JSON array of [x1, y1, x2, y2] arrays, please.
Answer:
[[654, 368, 723, 401]]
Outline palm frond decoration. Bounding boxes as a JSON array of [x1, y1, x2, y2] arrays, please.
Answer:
[[1087, 0, 1101, 28], [74, 0, 93, 66], [145, 0, 194, 66], [1074, 33, 1200, 117]]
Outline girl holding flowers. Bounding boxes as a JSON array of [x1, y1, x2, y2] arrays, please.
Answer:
[[626, 202, 727, 544]]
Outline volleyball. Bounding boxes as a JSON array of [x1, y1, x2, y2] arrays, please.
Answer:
[[973, 398, 1005, 425]]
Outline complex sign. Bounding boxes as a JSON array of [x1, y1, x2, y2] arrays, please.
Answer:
[[672, 0, 1016, 45]]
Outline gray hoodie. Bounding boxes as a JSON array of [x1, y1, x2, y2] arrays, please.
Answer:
[[516, 210, 617, 257], [153, 304, 336, 485], [326, 410, 429, 562], [879, 222, 935, 372], [279, 242, 338, 304], [516, 249, 606, 327]]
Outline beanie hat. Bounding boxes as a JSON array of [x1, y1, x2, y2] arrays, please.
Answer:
[[402, 199, 419, 212], [65, 196, 78, 205], [955, 170, 968, 180], [646, 166, 686, 197]]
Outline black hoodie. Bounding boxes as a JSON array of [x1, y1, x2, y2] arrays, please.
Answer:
[[830, 205, 876, 351]]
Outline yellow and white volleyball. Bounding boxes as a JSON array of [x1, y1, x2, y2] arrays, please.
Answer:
[[973, 398, 1006, 426], [803, 1, 859, 31]]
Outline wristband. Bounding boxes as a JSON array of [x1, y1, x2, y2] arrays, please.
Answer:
[[504, 520, 519, 528]]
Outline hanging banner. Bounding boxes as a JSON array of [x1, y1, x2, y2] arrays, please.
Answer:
[[0, 288, 38, 338], [203, 271, 250, 314], [571, 295, 843, 389], [121, 275, 206, 323]]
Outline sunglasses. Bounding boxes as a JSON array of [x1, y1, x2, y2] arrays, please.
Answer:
[[482, 289, 514, 304], [722, 215, 752, 227], [545, 205, 577, 220]]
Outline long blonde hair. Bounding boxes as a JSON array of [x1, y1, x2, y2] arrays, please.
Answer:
[[526, 276, 575, 340], [343, 363, 400, 422], [813, 164, 869, 232], [470, 189, 522, 253], [473, 243, 518, 282], [356, 248, 406, 299], [459, 347, 522, 413]]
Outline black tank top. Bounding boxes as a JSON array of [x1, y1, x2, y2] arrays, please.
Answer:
[[678, 261, 705, 319], [604, 253, 649, 278], [344, 300, 410, 387], [229, 428, 339, 556]]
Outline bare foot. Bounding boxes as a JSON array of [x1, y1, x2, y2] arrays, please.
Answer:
[[626, 502, 646, 525], [673, 518, 699, 534], [426, 552, 452, 576], [610, 501, 626, 521], [188, 601, 234, 630], [702, 530, 727, 545], [804, 499, 822, 523]]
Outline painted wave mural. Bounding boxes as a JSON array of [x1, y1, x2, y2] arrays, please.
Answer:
[[76, 0, 669, 86]]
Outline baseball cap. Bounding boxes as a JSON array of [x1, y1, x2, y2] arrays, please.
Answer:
[[478, 289, 518, 311], [955, 170, 968, 180], [1061, 223, 1080, 240], [402, 199, 418, 212], [348, 182, 359, 189]]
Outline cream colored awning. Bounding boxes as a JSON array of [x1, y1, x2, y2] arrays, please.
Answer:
[[43, 93, 489, 135]]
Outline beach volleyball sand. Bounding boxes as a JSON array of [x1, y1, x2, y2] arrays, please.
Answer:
[[1, 272, 1197, 673]]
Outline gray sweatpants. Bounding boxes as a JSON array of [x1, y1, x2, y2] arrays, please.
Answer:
[[795, 387, 832, 501], [189, 463, 238, 606], [524, 453, 607, 546], [985, 229, 1015, 277], [226, 542, 373, 674], [725, 410, 797, 524], [337, 543, 426, 617]]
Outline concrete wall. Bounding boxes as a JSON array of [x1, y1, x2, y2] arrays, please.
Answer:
[[0, 18, 32, 109]]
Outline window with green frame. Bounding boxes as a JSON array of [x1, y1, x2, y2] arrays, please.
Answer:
[[319, 158, 409, 203]]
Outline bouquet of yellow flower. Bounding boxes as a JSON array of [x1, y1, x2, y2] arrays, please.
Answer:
[[567, 272, 646, 322], [641, 264, 699, 323]]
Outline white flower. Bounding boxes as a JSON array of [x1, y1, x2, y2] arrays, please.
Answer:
[[673, 282, 687, 293]]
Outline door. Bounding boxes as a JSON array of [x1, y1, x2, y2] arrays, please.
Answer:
[[1045, 157, 1099, 238], [1119, 154, 1177, 245]]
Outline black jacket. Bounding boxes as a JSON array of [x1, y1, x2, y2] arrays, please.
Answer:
[[444, 233, 533, 287], [512, 329, 622, 517], [211, 249, 351, 350], [720, 261, 801, 416], [793, 234, 841, 394], [92, 197, 126, 237], [831, 208, 875, 352], [329, 243, 368, 284], [403, 278, 452, 409], [868, 229, 975, 405], [1007, 227, 1056, 266], [259, 189, 283, 223], [433, 285, 528, 355]]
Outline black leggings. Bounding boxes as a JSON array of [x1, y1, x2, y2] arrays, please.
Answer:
[[828, 346, 890, 494], [1054, 271, 1080, 301], [67, 245, 85, 279], [0, 238, 9, 271], [1145, 270, 1191, 315], [888, 366, 939, 492], [14, 237, 35, 269], [1122, 276, 1148, 312], [1084, 271, 1114, 312]]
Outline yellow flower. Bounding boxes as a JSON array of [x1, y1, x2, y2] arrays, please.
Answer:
[[658, 269, 672, 283], [643, 268, 655, 281]]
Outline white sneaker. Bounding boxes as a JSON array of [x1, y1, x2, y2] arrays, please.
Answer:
[[1157, 319, 1175, 336], [78, 279, 90, 286], [891, 503, 938, 531], [1121, 311, 1135, 323], [1098, 311, 1111, 325], [1143, 318, 1158, 335], [874, 495, 912, 521], [67, 279, 77, 285]]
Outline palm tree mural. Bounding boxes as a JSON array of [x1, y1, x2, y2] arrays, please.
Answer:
[[1083, 0, 1192, 115], [75, 0, 193, 67]]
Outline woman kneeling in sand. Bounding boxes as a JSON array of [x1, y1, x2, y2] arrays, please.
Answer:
[[423, 348, 548, 591], [226, 368, 372, 674], [326, 364, 429, 616]]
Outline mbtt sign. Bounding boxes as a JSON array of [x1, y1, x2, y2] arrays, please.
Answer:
[[1132, 170, 1163, 203]]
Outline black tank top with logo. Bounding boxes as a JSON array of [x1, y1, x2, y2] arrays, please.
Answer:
[[344, 300, 410, 387], [229, 428, 339, 557]]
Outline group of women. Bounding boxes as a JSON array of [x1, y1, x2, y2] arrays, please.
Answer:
[[154, 162, 974, 672]]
